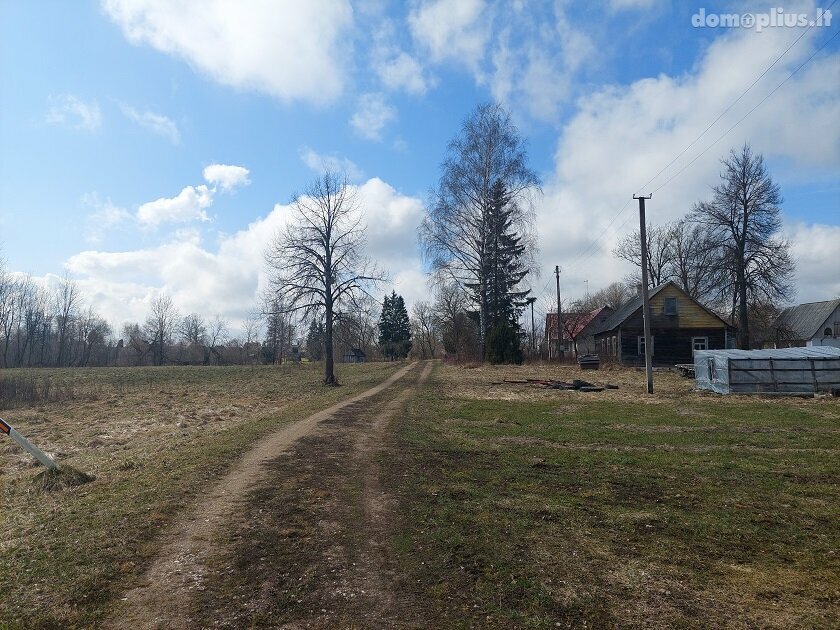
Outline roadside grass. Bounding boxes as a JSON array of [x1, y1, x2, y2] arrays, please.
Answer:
[[0, 362, 400, 629], [388, 363, 840, 628]]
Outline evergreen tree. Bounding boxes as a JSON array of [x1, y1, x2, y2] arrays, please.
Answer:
[[378, 291, 412, 360], [466, 180, 530, 361], [392, 293, 412, 358], [486, 179, 530, 330], [485, 320, 523, 365], [305, 318, 325, 361]]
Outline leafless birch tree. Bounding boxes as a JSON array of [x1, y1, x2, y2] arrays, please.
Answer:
[[421, 103, 540, 358]]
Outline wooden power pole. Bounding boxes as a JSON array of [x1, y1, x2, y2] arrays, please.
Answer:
[[555, 265, 563, 360], [634, 194, 654, 394]]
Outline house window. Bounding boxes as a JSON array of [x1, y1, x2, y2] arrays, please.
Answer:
[[664, 297, 677, 315], [708, 357, 718, 382], [825, 327, 834, 338], [692, 337, 708, 354], [638, 335, 654, 356]]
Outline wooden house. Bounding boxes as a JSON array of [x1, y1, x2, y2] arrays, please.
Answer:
[[591, 281, 734, 367], [773, 299, 840, 348], [342, 348, 367, 363], [545, 306, 613, 357]]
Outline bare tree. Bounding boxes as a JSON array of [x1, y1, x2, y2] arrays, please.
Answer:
[[265, 171, 385, 385], [53, 274, 81, 367], [122, 322, 149, 366], [666, 219, 719, 302], [613, 223, 673, 289], [433, 282, 478, 360], [242, 311, 262, 365], [144, 294, 179, 365], [691, 145, 794, 348], [585, 282, 634, 311], [411, 301, 439, 359], [421, 103, 541, 358], [560, 300, 594, 356], [206, 315, 229, 365]]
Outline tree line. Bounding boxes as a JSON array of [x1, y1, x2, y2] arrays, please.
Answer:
[[2, 109, 798, 375]]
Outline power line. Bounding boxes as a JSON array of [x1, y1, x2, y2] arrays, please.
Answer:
[[651, 27, 840, 195], [635, 0, 836, 196], [562, 21, 838, 275]]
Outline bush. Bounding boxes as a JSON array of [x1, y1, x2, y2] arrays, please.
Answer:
[[485, 321, 523, 365]]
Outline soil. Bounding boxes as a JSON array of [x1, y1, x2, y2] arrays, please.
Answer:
[[104, 361, 425, 629]]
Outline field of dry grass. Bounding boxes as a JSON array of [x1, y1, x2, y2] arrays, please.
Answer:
[[0, 362, 399, 628], [388, 361, 840, 628]]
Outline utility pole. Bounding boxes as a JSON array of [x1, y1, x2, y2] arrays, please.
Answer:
[[634, 194, 654, 394], [555, 265, 563, 361], [526, 296, 537, 355]]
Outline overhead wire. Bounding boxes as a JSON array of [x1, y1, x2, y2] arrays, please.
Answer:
[[559, 15, 838, 279]]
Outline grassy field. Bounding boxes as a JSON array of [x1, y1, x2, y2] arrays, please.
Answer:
[[387, 363, 840, 628], [0, 362, 399, 629]]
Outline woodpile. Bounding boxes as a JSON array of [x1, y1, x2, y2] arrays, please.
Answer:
[[491, 378, 619, 392]]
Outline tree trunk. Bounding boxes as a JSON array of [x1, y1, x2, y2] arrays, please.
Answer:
[[737, 268, 750, 349], [324, 298, 337, 385]]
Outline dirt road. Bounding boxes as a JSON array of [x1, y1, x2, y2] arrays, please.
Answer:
[[105, 361, 431, 629]]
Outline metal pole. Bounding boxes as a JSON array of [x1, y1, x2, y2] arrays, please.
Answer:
[[0, 417, 58, 470], [526, 296, 537, 355], [634, 194, 654, 394], [530, 300, 535, 352], [555, 265, 563, 361]]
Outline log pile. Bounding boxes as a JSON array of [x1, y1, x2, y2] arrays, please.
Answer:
[[492, 378, 619, 392]]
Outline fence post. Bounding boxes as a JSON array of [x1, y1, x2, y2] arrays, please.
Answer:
[[0, 418, 59, 470]]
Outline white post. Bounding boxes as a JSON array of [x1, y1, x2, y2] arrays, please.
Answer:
[[0, 418, 58, 470]]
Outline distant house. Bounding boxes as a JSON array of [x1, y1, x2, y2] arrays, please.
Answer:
[[285, 345, 303, 363], [342, 348, 367, 363], [545, 306, 613, 357], [773, 299, 840, 348], [591, 281, 734, 366]]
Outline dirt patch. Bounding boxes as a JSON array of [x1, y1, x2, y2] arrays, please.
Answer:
[[102, 362, 419, 629], [188, 361, 435, 628]]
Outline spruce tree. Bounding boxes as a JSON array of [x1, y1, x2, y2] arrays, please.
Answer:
[[378, 291, 412, 360], [305, 318, 325, 361], [466, 179, 530, 361], [392, 293, 412, 358]]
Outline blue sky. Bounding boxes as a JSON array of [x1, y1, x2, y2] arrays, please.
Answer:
[[1, 0, 838, 329]]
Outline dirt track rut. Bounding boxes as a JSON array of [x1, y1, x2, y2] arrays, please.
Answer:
[[105, 362, 422, 629]]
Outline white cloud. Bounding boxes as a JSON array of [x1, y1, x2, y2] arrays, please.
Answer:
[[45, 94, 102, 131], [202, 164, 251, 191], [532, 24, 840, 304], [489, 8, 595, 122], [376, 51, 430, 95], [121, 105, 181, 143], [103, 0, 353, 104], [350, 93, 396, 141], [82, 193, 133, 244], [408, 0, 489, 72], [784, 221, 840, 302], [62, 177, 428, 326], [608, 0, 662, 10], [137, 185, 213, 227], [299, 147, 363, 180]]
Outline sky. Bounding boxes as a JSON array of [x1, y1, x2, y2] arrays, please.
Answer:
[[1, 0, 838, 333]]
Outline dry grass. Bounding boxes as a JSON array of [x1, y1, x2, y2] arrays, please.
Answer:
[[0, 362, 400, 628], [388, 362, 840, 628]]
